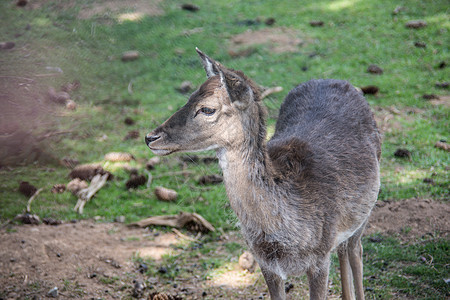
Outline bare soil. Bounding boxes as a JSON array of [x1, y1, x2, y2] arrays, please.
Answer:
[[1, 198, 448, 299], [229, 27, 305, 54]]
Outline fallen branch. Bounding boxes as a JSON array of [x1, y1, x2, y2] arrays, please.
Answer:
[[27, 188, 43, 213], [129, 211, 215, 233], [74, 174, 109, 214], [261, 86, 283, 99]]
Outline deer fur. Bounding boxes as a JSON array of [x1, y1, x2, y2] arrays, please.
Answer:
[[145, 48, 381, 300]]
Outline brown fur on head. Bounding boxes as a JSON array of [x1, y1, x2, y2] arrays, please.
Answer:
[[146, 49, 265, 156]]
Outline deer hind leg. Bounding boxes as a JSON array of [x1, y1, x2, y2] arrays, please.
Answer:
[[260, 266, 286, 300], [338, 241, 356, 300], [307, 255, 331, 300], [347, 222, 367, 300]]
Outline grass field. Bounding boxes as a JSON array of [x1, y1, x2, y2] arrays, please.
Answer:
[[1, 0, 449, 298]]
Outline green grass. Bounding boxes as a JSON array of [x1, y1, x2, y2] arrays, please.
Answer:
[[0, 0, 449, 298]]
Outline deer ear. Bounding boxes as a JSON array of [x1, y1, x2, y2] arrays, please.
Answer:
[[222, 71, 254, 110], [196, 48, 253, 109], [196, 48, 222, 78]]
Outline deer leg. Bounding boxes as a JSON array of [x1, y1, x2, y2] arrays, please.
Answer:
[[307, 255, 330, 300], [338, 242, 355, 300], [260, 266, 286, 300], [348, 223, 367, 300]]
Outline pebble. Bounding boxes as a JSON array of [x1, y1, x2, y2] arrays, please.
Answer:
[[47, 287, 58, 298]]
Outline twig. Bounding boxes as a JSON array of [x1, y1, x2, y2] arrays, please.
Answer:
[[128, 80, 133, 95], [27, 188, 43, 213], [261, 86, 283, 99], [74, 174, 109, 214], [144, 170, 153, 188], [34, 73, 62, 77], [0, 75, 35, 82], [172, 228, 198, 242], [38, 130, 74, 141]]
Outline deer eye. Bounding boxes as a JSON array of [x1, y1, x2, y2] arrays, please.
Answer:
[[197, 107, 216, 116]]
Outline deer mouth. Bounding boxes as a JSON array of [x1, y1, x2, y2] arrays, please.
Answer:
[[149, 148, 174, 156], [145, 134, 178, 156]]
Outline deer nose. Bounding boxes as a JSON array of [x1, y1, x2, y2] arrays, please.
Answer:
[[145, 134, 160, 145]]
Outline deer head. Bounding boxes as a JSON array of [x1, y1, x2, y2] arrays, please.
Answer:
[[145, 48, 262, 155]]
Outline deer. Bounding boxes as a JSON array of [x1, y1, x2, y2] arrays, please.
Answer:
[[145, 48, 381, 300]]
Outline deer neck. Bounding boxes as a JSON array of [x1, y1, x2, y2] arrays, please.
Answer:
[[217, 113, 284, 233]]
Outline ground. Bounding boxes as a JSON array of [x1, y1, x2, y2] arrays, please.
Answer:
[[1, 198, 447, 299], [1, 0, 449, 299]]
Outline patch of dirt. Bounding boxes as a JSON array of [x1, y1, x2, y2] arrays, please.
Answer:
[[229, 27, 305, 54], [427, 94, 450, 107], [366, 198, 449, 241], [0, 221, 179, 299], [1, 198, 448, 299], [77, 0, 164, 20], [373, 106, 424, 134]]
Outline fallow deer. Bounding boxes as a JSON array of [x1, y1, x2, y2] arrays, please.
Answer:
[[145, 48, 381, 300]]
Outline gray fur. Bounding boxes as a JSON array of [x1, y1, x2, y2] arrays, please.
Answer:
[[146, 51, 381, 300]]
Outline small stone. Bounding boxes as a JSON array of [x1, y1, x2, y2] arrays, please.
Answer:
[[115, 216, 126, 223], [154, 186, 178, 201], [239, 251, 256, 272], [121, 51, 140, 62], [285, 282, 294, 293], [138, 262, 148, 274], [405, 20, 427, 29], [367, 64, 383, 74], [47, 287, 58, 298], [309, 20, 324, 27], [65, 99, 77, 110], [0, 42, 15, 49]]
